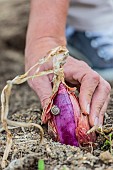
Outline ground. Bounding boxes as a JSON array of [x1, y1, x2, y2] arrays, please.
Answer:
[[0, 0, 113, 170]]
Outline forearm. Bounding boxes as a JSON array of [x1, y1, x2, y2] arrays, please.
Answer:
[[26, 0, 69, 45], [25, 0, 69, 71]]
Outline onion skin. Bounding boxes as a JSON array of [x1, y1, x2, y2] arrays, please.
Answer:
[[76, 113, 96, 146], [53, 83, 79, 146], [42, 82, 96, 146]]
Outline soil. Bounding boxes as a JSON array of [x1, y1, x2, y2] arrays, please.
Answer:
[[0, 0, 113, 170]]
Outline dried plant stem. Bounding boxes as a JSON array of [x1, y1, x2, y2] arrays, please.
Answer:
[[1, 70, 54, 168], [0, 46, 69, 168]]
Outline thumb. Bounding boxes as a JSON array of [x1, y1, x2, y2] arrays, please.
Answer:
[[29, 75, 52, 109]]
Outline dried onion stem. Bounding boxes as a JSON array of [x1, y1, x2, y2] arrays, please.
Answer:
[[0, 46, 69, 168]]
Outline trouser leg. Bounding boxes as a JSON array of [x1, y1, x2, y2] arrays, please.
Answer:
[[67, 0, 113, 31]]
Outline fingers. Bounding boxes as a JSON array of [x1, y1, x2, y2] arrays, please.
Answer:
[[29, 75, 52, 108], [89, 78, 111, 126], [78, 71, 100, 115], [64, 58, 101, 115], [64, 57, 111, 127]]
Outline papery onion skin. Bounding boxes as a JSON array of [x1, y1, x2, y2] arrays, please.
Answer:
[[76, 113, 96, 146]]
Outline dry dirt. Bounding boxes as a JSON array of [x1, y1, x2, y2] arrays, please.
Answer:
[[0, 0, 113, 170]]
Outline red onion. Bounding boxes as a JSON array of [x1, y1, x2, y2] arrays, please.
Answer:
[[42, 82, 96, 146]]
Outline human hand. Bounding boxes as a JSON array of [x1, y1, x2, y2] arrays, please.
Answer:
[[25, 40, 111, 128], [63, 57, 111, 127]]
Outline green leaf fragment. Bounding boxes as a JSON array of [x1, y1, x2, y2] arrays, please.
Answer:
[[38, 159, 45, 170]]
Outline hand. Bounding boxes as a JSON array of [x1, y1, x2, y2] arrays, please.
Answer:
[[25, 40, 111, 128], [63, 57, 111, 127]]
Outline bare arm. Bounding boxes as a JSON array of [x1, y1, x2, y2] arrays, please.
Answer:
[[27, 0, 69, 42], [25, 0, 69, 63]]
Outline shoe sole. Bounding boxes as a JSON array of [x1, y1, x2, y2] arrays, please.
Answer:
[[67, 45, 113, 82]]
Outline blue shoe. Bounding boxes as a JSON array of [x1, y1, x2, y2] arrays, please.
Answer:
[[66, 26, 113, 82]]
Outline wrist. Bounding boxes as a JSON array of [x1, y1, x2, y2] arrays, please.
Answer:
[[25, 36, 66, 71]]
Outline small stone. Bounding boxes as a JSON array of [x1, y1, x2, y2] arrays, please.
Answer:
[[99, 151, 113, 163], [105, 167, 113, 170]]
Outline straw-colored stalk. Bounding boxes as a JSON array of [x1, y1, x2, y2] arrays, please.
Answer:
[[0, 46, 69, 168]]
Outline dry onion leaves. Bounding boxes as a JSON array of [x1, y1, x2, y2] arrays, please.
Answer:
[[0, 46, 69, 168], [1, 46, 97, 168]]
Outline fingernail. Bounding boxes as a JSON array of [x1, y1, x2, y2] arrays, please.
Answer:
[[86, 104, 90, 114], [94, 117, 99, 126]]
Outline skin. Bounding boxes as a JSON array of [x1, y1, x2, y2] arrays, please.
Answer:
[[25, 0, 111, 127]]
